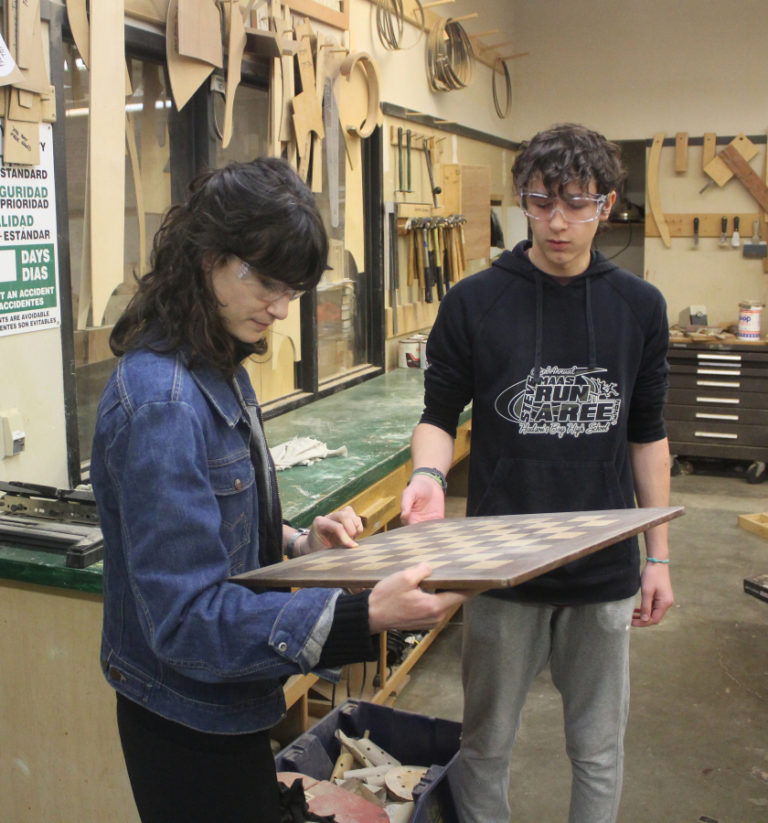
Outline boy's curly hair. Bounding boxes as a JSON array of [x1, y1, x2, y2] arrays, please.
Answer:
[[512, 123, 626, 197]]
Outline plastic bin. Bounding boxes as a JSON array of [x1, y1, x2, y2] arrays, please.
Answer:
[[274, 699, 461, 823]]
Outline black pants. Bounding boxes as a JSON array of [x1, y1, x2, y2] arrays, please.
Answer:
[[116, 693, 281, 823]]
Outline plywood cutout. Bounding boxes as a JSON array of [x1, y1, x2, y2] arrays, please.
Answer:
[[221, 0, 246, 148], [232, 507, 684, 591], [8, 87, 43, 123], [2, 118, 40, 165], [177, 0, 223, 67], [11, 4, 50, 94], [89, 0, 126, 326], [165, 0, 214, 111], [244, 333, 297, 404]]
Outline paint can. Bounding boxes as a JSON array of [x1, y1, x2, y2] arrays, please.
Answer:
[[398, 336, 421, 368], [419, 336, 429, 370], [738, 300, 764, 340]]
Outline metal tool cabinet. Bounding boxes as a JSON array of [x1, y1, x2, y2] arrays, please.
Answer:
[[664, 341, 768, 482]]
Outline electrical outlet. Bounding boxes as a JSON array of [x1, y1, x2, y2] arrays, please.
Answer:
[[0, 409, 25, 458]]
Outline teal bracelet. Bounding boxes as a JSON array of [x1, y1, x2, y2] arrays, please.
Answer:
[[410, 467, 448, 494], [646, 557, 670, 564]]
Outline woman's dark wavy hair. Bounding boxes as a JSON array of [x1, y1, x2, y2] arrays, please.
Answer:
[[512, 123, 626, 198], [110, 157, 328, 377]]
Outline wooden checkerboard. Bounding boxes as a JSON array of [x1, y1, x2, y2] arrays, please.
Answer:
[[231, 507, 683, 592]]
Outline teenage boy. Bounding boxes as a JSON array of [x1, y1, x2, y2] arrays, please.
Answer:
[[401, 123, 673, 823]]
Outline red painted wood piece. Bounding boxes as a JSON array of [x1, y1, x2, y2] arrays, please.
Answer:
[[277, 772, 389, 823]]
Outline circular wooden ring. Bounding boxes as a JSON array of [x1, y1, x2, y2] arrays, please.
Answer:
[[339, 52, 381, 138]]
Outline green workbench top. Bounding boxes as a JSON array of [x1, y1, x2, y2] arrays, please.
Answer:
[[0, 369, 470, 595]]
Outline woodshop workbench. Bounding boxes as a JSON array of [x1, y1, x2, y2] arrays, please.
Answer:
[[0, 368, 471, 823]]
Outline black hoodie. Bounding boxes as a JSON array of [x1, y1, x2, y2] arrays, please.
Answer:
[[421, 240, 669, 604]]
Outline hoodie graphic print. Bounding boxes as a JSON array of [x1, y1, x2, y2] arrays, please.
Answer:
[[495, 365, 621, 439]]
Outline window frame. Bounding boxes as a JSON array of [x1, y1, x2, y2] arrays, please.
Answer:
[[49, 12, 384, 484]]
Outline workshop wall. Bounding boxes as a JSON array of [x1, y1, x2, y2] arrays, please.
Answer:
[[510, 0, 768, 142], [509, 0, 768, 330]]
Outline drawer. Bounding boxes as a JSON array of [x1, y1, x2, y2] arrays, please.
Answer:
[[664, 403, 768, 426], [669, 363, 768, 379], [668, 348, 768, 366], [668, 387, 741, 406], [666, 373, 768, 395], [666, 387, 768, 410], [665, 419, 768, 447]]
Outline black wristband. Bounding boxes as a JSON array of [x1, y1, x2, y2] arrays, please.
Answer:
[[286, 528, 309, 558], [409, 466, 447, 494]]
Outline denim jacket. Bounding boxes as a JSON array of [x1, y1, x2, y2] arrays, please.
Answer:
[[91, 348, 341, 734]]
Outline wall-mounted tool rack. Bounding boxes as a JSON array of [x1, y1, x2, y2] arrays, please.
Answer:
[[645, 213, 761, 238], [645, 131, 768, 272]]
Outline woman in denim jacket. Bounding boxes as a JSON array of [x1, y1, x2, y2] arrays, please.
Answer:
[[90, 158, 466, 823]]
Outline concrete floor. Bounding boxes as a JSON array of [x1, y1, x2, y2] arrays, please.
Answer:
[[394, 471, 768, 823]]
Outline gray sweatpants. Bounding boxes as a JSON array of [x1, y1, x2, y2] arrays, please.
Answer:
[[453, 594, 635, 823]]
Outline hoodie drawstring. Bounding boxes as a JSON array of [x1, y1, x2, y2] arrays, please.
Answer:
[[533, 271, 544, 384], [585, 276, 597, 369], [532, 269, 598, 380]]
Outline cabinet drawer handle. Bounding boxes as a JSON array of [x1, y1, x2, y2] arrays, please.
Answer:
[[696, 396, 739, 404], [695, 412, 738, 421], [696, 353, 741, 362], [694, 431, 738, 439], [696, 380, 740, 388], [696, 368, 741, 376]]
